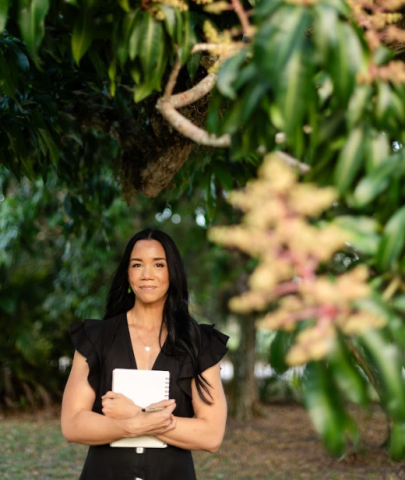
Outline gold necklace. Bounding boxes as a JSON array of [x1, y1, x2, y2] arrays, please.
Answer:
[[131, 314, 160, 352]]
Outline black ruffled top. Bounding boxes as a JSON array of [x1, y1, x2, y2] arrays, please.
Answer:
[[69, 312, 229, 480]]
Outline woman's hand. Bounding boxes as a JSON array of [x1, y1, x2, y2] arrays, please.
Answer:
[[101, 391, 140, 419], [125, 399, 177, 437]]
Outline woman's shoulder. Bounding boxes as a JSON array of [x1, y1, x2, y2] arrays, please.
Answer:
[[70, 312, 125, 346], [198, 323, 229, 345], [197, 323, 229, 372]]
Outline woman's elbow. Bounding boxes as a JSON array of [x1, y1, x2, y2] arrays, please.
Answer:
[[61, 413, 79, 443], [204, 432, 225, 453], [61, 421, 74, 442], [206, 443, 220, 454]]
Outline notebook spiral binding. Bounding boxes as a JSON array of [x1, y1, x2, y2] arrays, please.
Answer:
[[164, 377, 170, 399]]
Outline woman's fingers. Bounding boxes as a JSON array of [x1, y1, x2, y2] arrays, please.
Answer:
[[102, 391, 118, 400], [147, 399, 176, 409], [145, 415, 177, 435]]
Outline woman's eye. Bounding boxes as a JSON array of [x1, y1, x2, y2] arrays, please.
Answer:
[[156, 263, 165, 268], [132, 263, 141, 268]]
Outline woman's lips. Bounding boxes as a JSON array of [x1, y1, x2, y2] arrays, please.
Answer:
[[139, 286, 157, 290]]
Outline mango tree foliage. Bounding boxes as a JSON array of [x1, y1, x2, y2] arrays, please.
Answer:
[[205, 0, 405, 458], [2, 0, 405, 460], [0, 0, 248, 199]]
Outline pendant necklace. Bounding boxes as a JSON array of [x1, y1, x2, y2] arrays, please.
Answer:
[[131, 315, 160, 352]]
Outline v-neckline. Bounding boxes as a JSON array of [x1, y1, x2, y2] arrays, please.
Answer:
[[124, 312, 165, 371]]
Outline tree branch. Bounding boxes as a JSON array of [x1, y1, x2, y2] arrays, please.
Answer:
[[170, 73, 217, 109], [156, 52, 311, 168], [163, 58, 182, 99], [231, 0, 253, 37], [277, 151, 311, 174], [156, 57, 231, 147]]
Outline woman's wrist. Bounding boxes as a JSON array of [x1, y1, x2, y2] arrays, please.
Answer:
[[115, 416, 139, 438], [116, 410, 144, 438]]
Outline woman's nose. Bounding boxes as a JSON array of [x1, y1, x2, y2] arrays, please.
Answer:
[[141, 265, 154, 279]]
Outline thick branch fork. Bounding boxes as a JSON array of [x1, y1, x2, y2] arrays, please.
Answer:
[[156, 58, 231, 147], [156, 56, 311, 169]]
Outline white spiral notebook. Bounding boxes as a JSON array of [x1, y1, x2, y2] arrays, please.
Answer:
[[110, 368, 170, 448]]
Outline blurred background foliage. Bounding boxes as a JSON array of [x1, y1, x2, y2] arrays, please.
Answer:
[[2, 0, 405, 462]]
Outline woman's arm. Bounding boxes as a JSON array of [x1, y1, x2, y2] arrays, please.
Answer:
[[156, 363, 227, 453], [61, 351, 176, 445]]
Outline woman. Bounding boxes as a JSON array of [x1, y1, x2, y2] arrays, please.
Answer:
[[61, 228, 228, 480]]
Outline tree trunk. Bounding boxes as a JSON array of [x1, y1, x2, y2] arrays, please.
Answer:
[[230, 314, 258, 420]]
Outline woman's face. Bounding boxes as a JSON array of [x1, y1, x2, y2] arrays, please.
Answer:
[[128, 239, 170, 308]]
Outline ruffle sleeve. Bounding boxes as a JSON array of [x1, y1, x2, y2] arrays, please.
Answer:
[[70, 319, 103, 394], [178, 324, 229, 398]]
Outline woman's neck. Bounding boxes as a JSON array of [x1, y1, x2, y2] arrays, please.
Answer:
[[129, 302, 164, 330]]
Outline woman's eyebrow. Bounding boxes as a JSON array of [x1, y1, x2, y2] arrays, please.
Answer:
[[130, 257, 167, 261]]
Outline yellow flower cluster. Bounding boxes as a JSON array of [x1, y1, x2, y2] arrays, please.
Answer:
[[357, 60, 405, 84], [203, 1, 230, 14], [349, 0, 405, 56], [152, 0, 188, 12], [209, 153, 385, 366]]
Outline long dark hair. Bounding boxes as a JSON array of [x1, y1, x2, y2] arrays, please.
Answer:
[[104, 228, 212, 404]]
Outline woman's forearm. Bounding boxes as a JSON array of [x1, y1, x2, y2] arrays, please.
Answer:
[[62, 409, 132, 445], [157, 416, 225, 453]]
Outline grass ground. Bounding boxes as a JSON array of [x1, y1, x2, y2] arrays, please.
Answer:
[[1, 404, 404, 479]]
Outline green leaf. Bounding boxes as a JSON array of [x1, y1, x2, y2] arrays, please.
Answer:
[[178, 11, 195, 64], [303, 362, 358, 456], [355, 296, 401, 348], [375, 82, 391, 127], [152, 39, 168, 90], [186, 51, 201, 79], [130, 62, 142, 84], [277, 47, 312, 158], [389, 421, 405, 460], [255, 5, 312, 79], [18, 0, 50, 59], [319, 0, 350, 16], [330, 21, 363, 104], [72, 9, 93, 64], [216, 50, 248, 99], [328, 339, 368, 405], [313, 5, 338, 64], [373, 45, 394, 66], [269, 330, 293, 375], [108, 58, 117, 97], [128, 10, 143, 61], [376, 205, 405, 271], [392, 295, 405, 313], [134, 81, 155, 103], [139, 14, 164, 75], [334, 126, 365, 194], [4, 39, 30, 72], [37, 128, 59, 165], [334, 215, 380, 255], [118, 0, 130, 12], [360, 329, 405, 421], [390, 91, 405, 126], [161, 5, 176, 39], [353, 151, 403, 207], [255, 0, 282, 19], [0, 0, 11, 33], [366, 132, 390, 172], [347, 85, 371, 128]]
